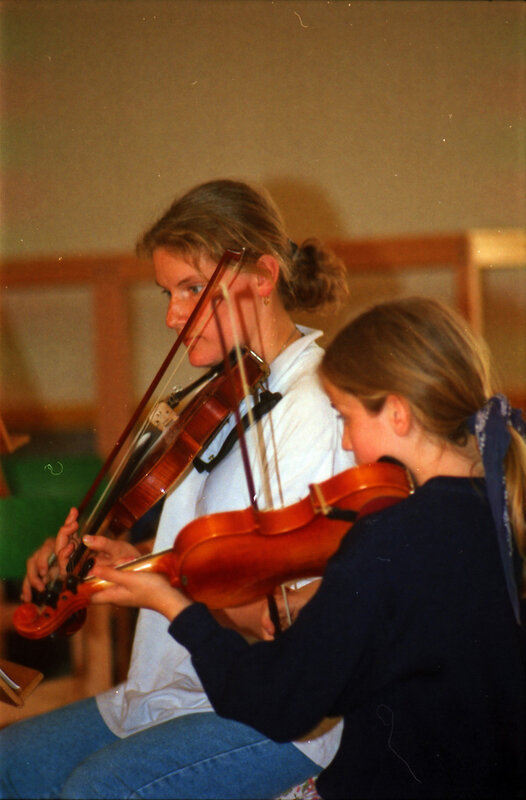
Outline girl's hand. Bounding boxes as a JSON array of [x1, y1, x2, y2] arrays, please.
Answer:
[[21, 507, 80, 601], [89, 564, 192, 621], [81, 534, 142, 566], [260, 580, 321, 640], [21, 507, 144, 603]]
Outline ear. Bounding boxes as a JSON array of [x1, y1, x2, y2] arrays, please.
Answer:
[[255, 255, 279, 300], [384, 394, 412, 437]]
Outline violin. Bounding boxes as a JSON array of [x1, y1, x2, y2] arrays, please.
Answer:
[[60, 247, 246, 582], [18, 248, 266, 633], [14, 460, 413, 639], [22, 346, 268, 634]]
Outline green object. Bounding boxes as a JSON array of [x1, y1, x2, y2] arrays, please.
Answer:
[[1, 455, 102, 501], [0, 455, 103, 579], [0, 496, 73, 579]]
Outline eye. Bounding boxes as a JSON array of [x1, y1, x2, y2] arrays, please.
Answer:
[[178, 282, 206, 300], [187, 283, 205, 297], [159, 283, 206, 301]]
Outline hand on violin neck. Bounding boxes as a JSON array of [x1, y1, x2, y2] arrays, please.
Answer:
[[81, 534, 142, 568], [20, 507, 79, 602], [21, 537, 56, 602], [90, 564, 192, 620]]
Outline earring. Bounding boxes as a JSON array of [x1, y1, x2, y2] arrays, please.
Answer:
[[263, 295, 270, 306]]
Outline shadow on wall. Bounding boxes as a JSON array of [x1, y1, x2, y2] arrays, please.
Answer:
[[264, 176, 347, 241], [263, 176, 403, 345]]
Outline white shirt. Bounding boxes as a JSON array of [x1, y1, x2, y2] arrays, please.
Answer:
[[97, 327, 355, 768]]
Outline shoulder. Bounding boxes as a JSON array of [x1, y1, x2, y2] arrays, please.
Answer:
[[268, 329, 324, 392], [272, 340, 329, 406], [337, 477, 492, 570], [362, 476, 487, 530], [392, 477, 489, 535], [271, 364, 339, 440]]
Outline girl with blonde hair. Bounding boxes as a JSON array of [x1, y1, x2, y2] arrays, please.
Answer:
[[80, 296, 525, 799], [1, 179, 352, 799]]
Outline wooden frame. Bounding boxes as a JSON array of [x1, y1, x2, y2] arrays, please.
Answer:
[[1, 230, 525, 455], [329, 229, 526, 334], [1, 254, 151, 455]]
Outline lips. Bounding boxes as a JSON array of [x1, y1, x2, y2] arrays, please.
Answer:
[[184, 334, 201, 350]]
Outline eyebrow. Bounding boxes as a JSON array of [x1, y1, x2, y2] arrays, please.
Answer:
[[155, 276, 205, 290]]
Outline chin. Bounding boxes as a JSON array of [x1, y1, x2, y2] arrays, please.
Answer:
[[187, 346, 220, 369]]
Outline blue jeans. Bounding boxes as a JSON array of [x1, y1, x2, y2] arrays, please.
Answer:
[[0, 698, 318, 799]]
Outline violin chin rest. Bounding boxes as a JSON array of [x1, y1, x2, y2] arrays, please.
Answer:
[[357, 494, 403, 519]]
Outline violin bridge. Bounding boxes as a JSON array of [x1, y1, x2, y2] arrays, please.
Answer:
[[149, 401, 180, 432], [312, 483, 331, 516]]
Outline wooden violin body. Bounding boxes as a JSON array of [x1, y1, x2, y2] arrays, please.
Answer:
[[14, 461, 412, 639], [170, 460, 412, 608], [97, 347, 269, 538]]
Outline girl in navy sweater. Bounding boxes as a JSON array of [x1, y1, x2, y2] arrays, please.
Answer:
[[90, 296, 526, 799]]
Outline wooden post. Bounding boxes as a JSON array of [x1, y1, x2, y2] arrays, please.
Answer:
[[92, 272, 134, 457], [0, 413, 30, 496]]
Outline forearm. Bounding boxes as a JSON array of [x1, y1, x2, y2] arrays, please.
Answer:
[[212, 581, 322, 641], [169, 603, 316, 742], [169, 573, 349, 743], [211, 598, 267, 640]]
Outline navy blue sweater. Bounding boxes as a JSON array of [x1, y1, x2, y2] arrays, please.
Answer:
[[170, 477, 526, 799]]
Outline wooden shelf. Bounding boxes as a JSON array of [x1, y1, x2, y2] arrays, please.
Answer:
[[329, 228, 526, 334], [1, 230, 524, 452]]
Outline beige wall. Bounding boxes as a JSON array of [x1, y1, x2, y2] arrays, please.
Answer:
[[1, 0, 525, 425]]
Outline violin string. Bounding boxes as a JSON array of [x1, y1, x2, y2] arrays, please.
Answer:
[[219, 284, 254, 421], [263, 326, 301, 510], [219, 287, 301, 511], [265, 401, 285, 509], [253, 413, 273, 510], [219, 283, 269, 504]]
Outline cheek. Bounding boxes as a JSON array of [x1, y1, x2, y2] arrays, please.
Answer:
[[341, 425, 354, 451], [199, 312, 234, 348], [343, 423, 379, 464], [187, 339, 221, 368]]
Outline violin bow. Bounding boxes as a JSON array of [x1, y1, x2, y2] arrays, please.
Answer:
[[77, 248, 245, 519], [211, 284, 290, 635]]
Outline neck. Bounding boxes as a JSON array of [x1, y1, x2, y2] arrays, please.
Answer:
[[251, 303, 302, 364], [402, 435, 481, 486], [269, 325, 302, 362]]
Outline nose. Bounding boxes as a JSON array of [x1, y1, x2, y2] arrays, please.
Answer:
[[165, 296, 186, 331]]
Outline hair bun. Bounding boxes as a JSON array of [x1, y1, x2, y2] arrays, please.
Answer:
[[278, 238, 348, 313]]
